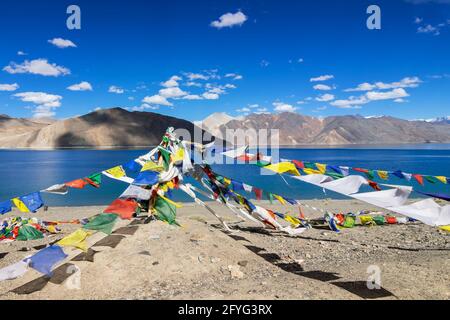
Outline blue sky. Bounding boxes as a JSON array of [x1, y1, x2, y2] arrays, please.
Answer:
[[0, 0, 449, 121]]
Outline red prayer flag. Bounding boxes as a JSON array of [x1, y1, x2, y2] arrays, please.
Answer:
[[65, 179, 89, 189], [254, 188, 263, 200], [413, 174, 424, 185], [368, 180, 381, 191], [292, 160, 305, 169], [104, 199, 138, 220]]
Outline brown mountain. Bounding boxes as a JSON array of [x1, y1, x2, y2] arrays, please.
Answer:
[[0, 108, 211, 148], [214, 112, 450, 145]]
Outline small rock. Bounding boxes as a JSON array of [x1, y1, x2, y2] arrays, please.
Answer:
[[228, 265, 244, 279], [305, 253, 312, 259], [152, 261, 159, 266], [237, 260, 248, 267], [294, 259, 305, 265], [149, 234, 160, 240], [210, 257, 221, 263]]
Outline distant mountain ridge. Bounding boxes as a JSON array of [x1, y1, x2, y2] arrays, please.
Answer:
[[0, 108, 211, 148], [203, 112, 450, 145]]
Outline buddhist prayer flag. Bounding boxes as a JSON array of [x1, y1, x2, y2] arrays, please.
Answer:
[[302, 168, 321, 175], [12, 192, 43, 213], [413, 174, 424, 185], [122, 159, 142, 173], [105, 165, 126, 178], [154, 196, 179, 225], [141, 161, 164, 172], [263, 162, 300, 176], [231, 180, 244, 191], [29, 245, 68, 276], [254, 188, 262, 200], [243, 183, 253, 193], [435, 176, 447, 184], [83, 214, 118, 235], [425, 176, 438, 184], [0, 200, 12, 215], [328, 165, 343, 175], [104, 199, 138, 220], [339, 166, 350, 176], [65, 179, 88, 189], [315, 163, 327, 174], [42, 184, 69, 195], [292, 160, 305, 169], [273, 194, 286, 205], [133, 170, 159, 186], [377, 170, 389, 180], [58, 229, 91, 251], [85, 173, 102, 188], [16, 225, 44, 241]]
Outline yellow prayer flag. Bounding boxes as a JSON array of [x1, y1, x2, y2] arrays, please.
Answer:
[[264, 162, 300, 176], [58, 229, 92, 251], [377, 170, 389, 180], [172, 148, 184, 164], [273, 194, 286, 205], [12, 198, 30, 213], [439, 225, 450, 232], [315, 163, 327, 174], [105, 165, 126, 178], [435, 176, 447, 184], [141, 161, 164, 172], [359, 215, 374, 226], [284, 215, 301, 226], [303, 168, 321, 175], [160, 195, 183, 208]]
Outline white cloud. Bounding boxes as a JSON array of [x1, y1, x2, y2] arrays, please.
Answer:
[[260, 60, 270, 67], [185, 81, 202, 87], [394, 98, 406, 103], [366, 88, 409, 101], [0, 83, 19, 91], [14, 91, 63, 118], [161, 75, 182, 87], [17, 51, 27, 56], [211, 11, 247, 29], [248, 104, 259, 108], [316, 93, 335, 102], [273, 102, 297, 113], [185, 73, 209, 81], [48, 38, 77, 48], [159, 86, 187, 98], [183, 94, 203, 100], [131, 103, 160, 111], [237, 107, 251, 113], [414, 17, 423, 24], [202, 92, 219, 100], [298, 58, 304, 63], [3, 59, 70, 77], [225, 73, 243, 80], [417, 24, 440, 35], [330, 96, 368, 108], [345, 77, 422, 92], [108, 85, 124, 94], [224, 83, 237, 89], [142, 94, 173, 106], [67, 81, 93, 91], [313, 84, 333, 91], [310, 74, 334, 82]]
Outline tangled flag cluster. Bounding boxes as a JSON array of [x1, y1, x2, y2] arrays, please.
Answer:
[[1, 127, 450, 283]]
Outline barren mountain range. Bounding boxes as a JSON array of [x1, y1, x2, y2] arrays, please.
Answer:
[[0, 108, 208, 148], [0, 108, 449, 148], [198, 112, 450, 145]]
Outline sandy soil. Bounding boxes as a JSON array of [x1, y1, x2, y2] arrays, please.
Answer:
[[0, 200, 449, 300]]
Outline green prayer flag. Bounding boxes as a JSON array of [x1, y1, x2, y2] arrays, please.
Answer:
[[154, 197, 179, 226], [304, 162, 316, 169], [366, 170, 375, 180], [326, 172, 344, 180], [425, 176, 438, 184], [343, 215, 356, 228], [16, 225, 44, 241], [83, 213, 118, 235], [373, 215, 386, 226], [88, 172, 102, 185]]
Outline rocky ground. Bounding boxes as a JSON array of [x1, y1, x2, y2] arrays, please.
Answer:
[[0, 200, 449, 300]]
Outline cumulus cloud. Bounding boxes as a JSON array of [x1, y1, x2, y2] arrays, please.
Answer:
[[3, 58, 70, 77], [159, 86, 187, 98], [142, 94, 173, 106], [184, 73, 209, 81], [161, 75, 182, 88], [310, 75, 334, 82], [344, 77, 421, 92], [366, 88, 409, 101], [182, 94, 203, 100], [130, 103, 160, 111], [330, 96, 368, 109], [67, 81, 93, 91], [108, 85, 124, 94], [0, 83, 19, 91], [236, 107, 251, 113], [185, 81, 202, 87], [273, 102, 297, 113], [48, 38, 77, 48], [211, 11, 247, 29], [313, 84, 333, 91], [14, 91, 62, 118], [417, 24, 440, 35], [17, 51, 27, 56], [202, 92, 219, 100], [316, 93, 335, 102], [225, 73, 243, 80]]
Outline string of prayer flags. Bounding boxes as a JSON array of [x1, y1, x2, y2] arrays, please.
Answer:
[[42, 184, 69, 195], [12, 192, 44, 213], [263, 162, 301, 176], [16, 225, 44, 241], [65, 179, 89, 189]]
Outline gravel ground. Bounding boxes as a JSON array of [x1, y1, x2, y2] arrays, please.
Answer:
[[0, 200, 449, 300]]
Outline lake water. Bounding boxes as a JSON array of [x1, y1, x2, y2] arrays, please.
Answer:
[[0, 146, 449, 206]]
